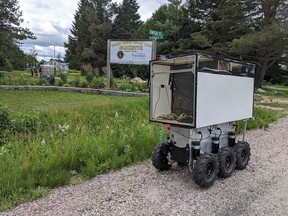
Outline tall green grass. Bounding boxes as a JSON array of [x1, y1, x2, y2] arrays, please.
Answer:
[[0, 90, 164, 211], [236, 107, 279, 134], [0, 89, 283, 211]]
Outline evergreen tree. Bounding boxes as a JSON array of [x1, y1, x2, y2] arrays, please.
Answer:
[[0, 0, 34, 40], [112, 0, 143, 39], [82, 0, 113, 72], [64, 0, 92, 69], [65, 0, 115, 72], [0, 0, 35, 71]]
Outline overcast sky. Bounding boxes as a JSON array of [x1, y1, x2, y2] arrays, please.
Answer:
[[18, 0, 166, 61]]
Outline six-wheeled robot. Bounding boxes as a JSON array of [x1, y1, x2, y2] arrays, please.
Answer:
[[149, 53, 255, 187]]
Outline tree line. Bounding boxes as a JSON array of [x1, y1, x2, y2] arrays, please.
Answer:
[[65, 0, 288, 88], [0, 0, 288, 87]]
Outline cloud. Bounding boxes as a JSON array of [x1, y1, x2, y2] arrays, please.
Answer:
[[18, 0, 166, 61]]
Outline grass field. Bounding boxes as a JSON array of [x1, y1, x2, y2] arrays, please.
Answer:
[[0, 88, 285, 211], [0, 89, 164, 210]]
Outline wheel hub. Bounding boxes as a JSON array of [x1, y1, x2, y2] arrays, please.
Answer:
[[225, 156, 232, 170], [205, 163, 213, 179], [241, 149, 247, 162]]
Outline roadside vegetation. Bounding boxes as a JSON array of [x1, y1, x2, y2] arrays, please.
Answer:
[[0, 90, 164, 211], [0, 69, 148, 93], [1, 87, 287, 211]]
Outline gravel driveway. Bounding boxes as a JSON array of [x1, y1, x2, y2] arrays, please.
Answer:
[[2, 117, 288, 216]]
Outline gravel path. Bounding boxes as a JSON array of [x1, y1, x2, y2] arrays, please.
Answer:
[[2, 117, 288, 216]]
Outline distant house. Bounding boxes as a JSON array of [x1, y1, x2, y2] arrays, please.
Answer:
[[56, 62, 69, 71]]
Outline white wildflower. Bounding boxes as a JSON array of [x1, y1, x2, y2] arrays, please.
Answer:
[[106, 125, 109, 129], [58, 124, 70, 132], [41, 139, 46, 145], [115, 112, 119, 118]]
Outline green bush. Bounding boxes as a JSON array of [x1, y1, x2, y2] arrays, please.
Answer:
[[11, 113, 38, 134], [14, 76, 28, 85], [59, 72, 68, 84], [118, 83, 139, 92], [48, 76, 55, 85], [90, 76, 106, 88], [55, 79, 63, 86], [80, 80, 88, 88], [85, 71, 94, 83], [69, 76, 81, 87], [37, 77, 48, 86], [236, 107, 278, 134]]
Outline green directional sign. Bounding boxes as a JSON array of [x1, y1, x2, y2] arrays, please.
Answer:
[[149, 29, 164, 40]]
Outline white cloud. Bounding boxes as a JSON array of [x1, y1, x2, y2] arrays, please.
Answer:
[[18, 0, 166, 61]]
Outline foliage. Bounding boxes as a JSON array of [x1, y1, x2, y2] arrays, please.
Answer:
[[236, 108, 279, 134], [112, 0, 143, 39], [85, 71, 94, 83], [90, 76, 106, 88], [59, 72, 68, 84], [0, 0, 35, 71], [185, 0, 288, 88], [65, 0, 116, 72], [48, 76, 56, 85], [0, 90, 162, 210], [69, 76, 81, 87], [26, 46, 38, 67], [118, 82, 147, 92], [0, 106, 11, 131]]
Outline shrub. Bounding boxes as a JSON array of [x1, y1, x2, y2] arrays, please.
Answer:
[[15, 76, 28, 85], [90, 76, 106, 88], [80, 80, 88, 88], [85, 71, 94, 84], [81, 64, 93, 76], [55, 79, 63, 86], [69, 76, 81, 87], [59, 72, 68, 84], [37, 77, 48, 86], [11, 113, 38, 134], [48, 76, 55, 85]]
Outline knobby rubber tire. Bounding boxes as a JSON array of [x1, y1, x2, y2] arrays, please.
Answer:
[[235, 141, 251, 170], [151, 142, 171, 171], [218, 147, 236, 178], [193, 153, 219, 187]]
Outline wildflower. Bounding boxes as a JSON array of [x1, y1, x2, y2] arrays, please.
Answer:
[[106, 125, 109, 129], [115, 112, 119, 118], [41, 139, 46, 145], [58, 124, 70, 132]]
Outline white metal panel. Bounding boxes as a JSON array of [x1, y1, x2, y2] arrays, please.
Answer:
[[152, 84, 172, 118], [196, 73, 254, 128]]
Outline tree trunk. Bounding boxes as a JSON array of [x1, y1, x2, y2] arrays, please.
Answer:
[[255, 63, 268, 89]]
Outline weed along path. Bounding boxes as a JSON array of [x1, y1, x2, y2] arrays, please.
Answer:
[[2, 116, 288, 216]]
